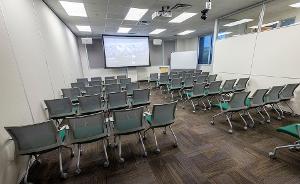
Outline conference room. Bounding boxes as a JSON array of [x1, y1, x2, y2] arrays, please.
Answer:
[[1, 0, 300, 183]]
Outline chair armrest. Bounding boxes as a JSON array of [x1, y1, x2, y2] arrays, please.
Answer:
[[143, 112, 151, 116]]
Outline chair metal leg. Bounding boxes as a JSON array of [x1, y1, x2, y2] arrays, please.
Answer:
[[284, 101, 295, 116], [239, 113, 248, 130], [143, 127, 151, 139], [169, 126, 178, 147], [246, 111, 255, 128], [190, 99, 196, 113], [269, 144, 300, 159], [207, 97, 212, 110], [200, 98, 207, 111], [24, 156, 32, 184], [138, 132, 147, 157], [211, 111, 224, 125], [75, 144, 81, 174], [256, 107, 266, 123], [118, 136, 124, 163], [58, 147, 68, 179], [225, 114, 233, 134], [152, 129, 160, 153], [271, 104, 282, 120], [163, 127, 167, 134], [276, 103, 285, 118], [103, 139, 109, 167], [263, 106, 271, 123]]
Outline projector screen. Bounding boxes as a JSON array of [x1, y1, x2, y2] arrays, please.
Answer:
[[103, 36, 150, 68]]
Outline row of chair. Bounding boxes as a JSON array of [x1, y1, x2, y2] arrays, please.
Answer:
[[72, 77, 132, 90], [5, 102, 178, 183]]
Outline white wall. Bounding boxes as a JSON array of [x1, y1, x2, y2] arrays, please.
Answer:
[[213, 24, 300, 114], [0, 0, 83, 183]]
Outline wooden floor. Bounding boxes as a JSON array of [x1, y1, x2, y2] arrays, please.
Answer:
[[28, 86, 300, 184]]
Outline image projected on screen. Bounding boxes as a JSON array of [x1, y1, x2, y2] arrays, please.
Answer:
[[103, 36, 150, 68]]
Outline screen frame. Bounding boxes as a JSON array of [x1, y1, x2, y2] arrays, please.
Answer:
[[102, 34, 151, 68]]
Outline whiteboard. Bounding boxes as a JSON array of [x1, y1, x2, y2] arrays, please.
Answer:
[[171, 51, 198, 70]]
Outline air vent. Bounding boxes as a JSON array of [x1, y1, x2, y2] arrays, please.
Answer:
[[138, 20, 151, 25], [171, 3, 192, 10]]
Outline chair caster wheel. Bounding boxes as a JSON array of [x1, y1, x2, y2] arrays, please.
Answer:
[[244, 126, 248, 130], [210, 121, 215, 125], [75, 169, 81, 175], [193, 111, 196, 113], [60, 172, 68, 179], [104, 161, 109, 167], [269, 152, 276, 159], [281, 116, 285, 119], [277, 117, 282, 120], [119, 158, 125, 163], [173, 144, 178, 148], [154, 149, 161, 154], [228, 129, 233, 134], [266, 120, 271, 123]]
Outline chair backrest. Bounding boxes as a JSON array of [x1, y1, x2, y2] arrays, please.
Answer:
[[89, 80, 102, 86], [132, 89, 150, 104], [105, 79, 118, 85], [170, 78, 182, 89], [196, 70, 202, 74], [160, 72, 168, 76], [113, 107, 144, 133], [250, 89, 269, 107], [91, 77, 102, 82], [67, 112, 106, 143], [105, 84, 121, 94], [207, 81, 222, 94], [108, 91, 127, 108], [196, 75, 208, 84], [265, 86, 285, 103], [170, 74, 180, 79], [183, 77, 194, 88], [159, 75, 169, 83], [61, 88, 81, 101], [84, 86, 102, 96], [208, 74, 217, 83], [77, 78, 88, 86], [151, 102, 177, 126], [194, 72, 202, 79], [202, 72, 209, 76], [5, 120, 59, 155], [280, 83, 300, 100], [117, 75, 127, 80], [71, 82, 86, 89], [78, 95, 103, 114], [228, 92, 250, 109], [105, 76, 115, 81], [120, 78, 131, 88], [184, 73, 193, 79], [235, 78, 249, 91], [126, 82, 139, 95], [45, 98, 74, 119], [192, 83, 206, 96], [222, 79, 237, 93], [150, 73, 158, 81]]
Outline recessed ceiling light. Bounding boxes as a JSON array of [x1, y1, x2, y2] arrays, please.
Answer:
[[125, 8, 148, 21], [224, 19, 254, 27], [59, 1, 87, 17], [76, 25, 91, 32], [149, 29, 166, 35], [218, 32, 232, 36], [249, 21, 279, 29], [178, 30, 195, 35], [169, 12, 197, 23], [118, 27, 132, 33], [290, 2, 300, 8]]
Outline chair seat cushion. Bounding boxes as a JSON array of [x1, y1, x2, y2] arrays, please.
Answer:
[[59, 129, 66, 141], [277, 124, 300, 138], [145, 114, 152, 124], [215, 103, 230, 110]]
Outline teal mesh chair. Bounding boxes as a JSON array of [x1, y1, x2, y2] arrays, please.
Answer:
[[202, 72, 209, 76], [84, 86, 102, 96], [195, 75, 208, 84], [247, 89, 270, 124], [193, 72, 202, 81], [264, 86, 285, 120], [183, 83, 207, 112], [170, 74, 180, 80], [144, 102, 178, 153], [279, 83, 300, 117], [5, 120, 68, 182], [183, 73, 193, 79], [221, 79, 237, 94], [120, 78, 131, 89], [66, 112, 109, 173], [182, 77, 194, 89], [206, 81, 222, 110], [78, 95, 104, 115], [117, 75, 127, 81], [167, 78, 182, 100], [105, 79, 118, 85], [207, 74, 217, 84], [211, 92, 251, 134], [158, 75, 170, 94], [62, 88, 81, 103], [113, 107, 147, 162], [131, 89, 151, 108], [77, 78, 89, 87], [89, 80, 102, 87], [149, 73, 158, 88], [105, 84, 121, 97], [234, 78, 249, 92], [91, 77, 102, 82], [107, 91, 129, 110], [71, 82, 86, 90], [269, 124, 300, 159], [126, 82, 139, 96], [105, 76, 115, 83]]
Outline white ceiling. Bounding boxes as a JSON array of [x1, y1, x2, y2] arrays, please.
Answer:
[[43, 0, 264, 39]]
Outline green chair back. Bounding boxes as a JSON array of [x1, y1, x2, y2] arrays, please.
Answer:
[[183, 77, 194, 88], [105, 84, 121, 95], [78, 95, 103, 115], [84, 86, 102, 96], [62, 88, 81, 102], [126, 82, 139, 96], [196, 75, 207, 84], [150, 73, 158, 81], [192, 83, 206, 97], [77, 78, 89, 86], [108, 91, 128, 109], [91, 77, 102, 82], [208, 74, 217, 83], [280, 83, 300, 100], [235, 78, 249, 91], [207, 81, 222, 95], [44, 98, 74, 119], [89, 80, 102, 86], [222, 79, 237, 93], [264, 86, 285, 103], [228, 91, 250, 110], [120, 78, 131, 89], [132, 89, 150, 106], [113, 107, 144, 133], [151, 102, 177, 126], [250, 89, 269, 107]]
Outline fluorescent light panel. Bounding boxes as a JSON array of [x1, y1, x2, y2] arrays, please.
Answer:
[[290, 2, 300, 8], [218, 32, 232, 36], [178, 30, 195, 35], [60, 1, 87, 17], [118, 27, 132, 33], [125, 8, 148, 21], [224, 19, 254, 27], [169, 12, 197, 23], [249, 21, 279, 29], [76, 25, 91, 32], [149, 29, 166, 35]]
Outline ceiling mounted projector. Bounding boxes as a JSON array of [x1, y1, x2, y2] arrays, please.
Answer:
[[152, 6, 172, 20]]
